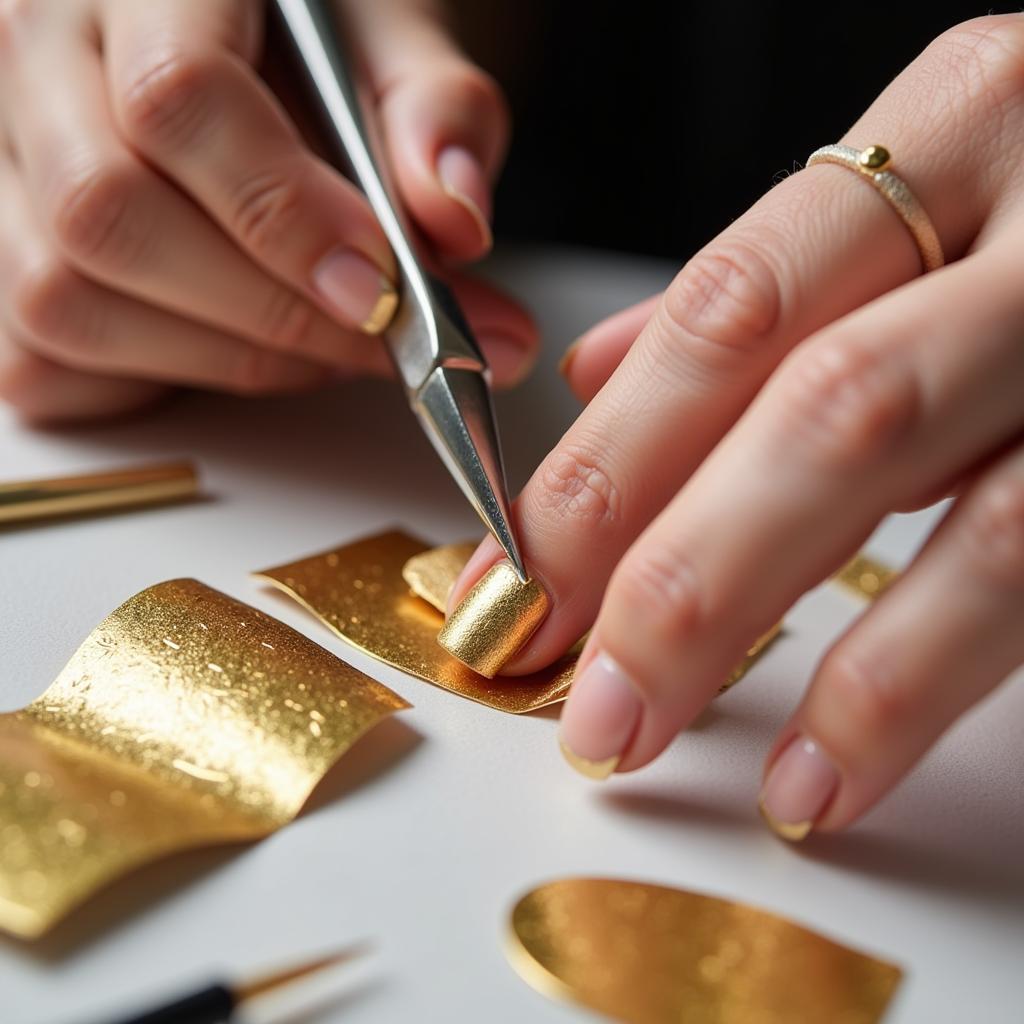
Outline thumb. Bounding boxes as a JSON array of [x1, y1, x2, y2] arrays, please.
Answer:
[[342, 0, 509, 262]]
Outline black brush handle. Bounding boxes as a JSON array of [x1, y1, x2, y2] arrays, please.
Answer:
[[113, 983, 235, 1024]]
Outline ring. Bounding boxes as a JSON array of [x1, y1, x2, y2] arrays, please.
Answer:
[[806, 144, 945, 273]]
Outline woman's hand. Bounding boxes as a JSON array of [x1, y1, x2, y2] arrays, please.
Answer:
[[451, 15, 1024, 837], [0, 0, 536, 422]]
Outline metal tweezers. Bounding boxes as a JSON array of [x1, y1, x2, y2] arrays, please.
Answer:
[[274, 0, 526, 581]]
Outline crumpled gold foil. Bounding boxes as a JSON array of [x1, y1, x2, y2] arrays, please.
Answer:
[[507, 878, 903, 1024], [255, 532, 780, 713], [835, 554, 899, 601], [0, 579, 408, 940]]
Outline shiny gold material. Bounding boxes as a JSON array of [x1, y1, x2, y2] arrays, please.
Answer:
[[360, 279, 399, 335], [719, 621, 783, 693], [757, 798, 813, 842], [401, 541, 478, 612], [257, 532, 576, 714], [0, 462, 198, 525], [507, 878, 903, 1024], [558, 739, 619, 781], [807, 143, 944, 272], [0, 580, 407, 940], [437, 563, 550, 677], [858, 144, 891, 171], [834, 553, 899, 601], [256, 532, 781, 714]]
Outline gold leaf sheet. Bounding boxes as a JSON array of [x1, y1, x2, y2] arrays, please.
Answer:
[[0, 579, 408, 940], [508, 878, 903, 1024], [835, 553, 899, 601], [255, 531, 781, 714]]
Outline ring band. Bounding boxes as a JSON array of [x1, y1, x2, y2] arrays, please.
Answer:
[[807, 144, 945, 273]]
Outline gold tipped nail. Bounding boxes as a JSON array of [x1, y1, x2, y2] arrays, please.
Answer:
[[559, 737, 619, 781], [437, 563, 549, 677], [442, 183, 494, 252], [758, 797, 813, 842], [557, 339, 582, 378], [360, 279, 399, 335]]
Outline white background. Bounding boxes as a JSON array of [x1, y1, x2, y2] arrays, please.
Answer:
[[1, 249, 1021, 1024]]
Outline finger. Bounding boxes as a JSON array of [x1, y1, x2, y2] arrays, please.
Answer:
[[342, 0, 510, 261], [445, 268, 539, 387], [559, 295, 660, 403], [760, 439, 1024, 838], [104, 0, 399, 335], [558, 231, 1024, 776], [0, 334, 167, 423], [447, 15, 1022, 674], [3, 20, 393, 373]]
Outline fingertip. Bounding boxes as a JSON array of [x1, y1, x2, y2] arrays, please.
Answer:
[[436, 144, 493, 258], [446, 536, 503, 614]]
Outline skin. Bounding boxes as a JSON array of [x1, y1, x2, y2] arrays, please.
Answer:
[[0, 0, 538, 422], [451, 15, 1024, 832]]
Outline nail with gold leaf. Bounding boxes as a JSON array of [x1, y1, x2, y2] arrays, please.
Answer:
[[437, 562, 550, 678]]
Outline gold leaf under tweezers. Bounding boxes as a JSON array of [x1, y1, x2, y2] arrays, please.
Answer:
[[0, 579, 408, 940], [255, 532, 781, 714], [507, 878, 903, 1024]]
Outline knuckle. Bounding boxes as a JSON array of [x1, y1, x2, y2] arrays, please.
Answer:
[[611, 546, 702, 643], [229, 167, 304, 255], [49, 160, 148, 267], [653, 239, 781, 384], [819, 646, 911, 745], [12, 258, 81, 343], [775, 337, 919, 472], [929, 17, 1024, 118], [535, 441, 623, 529], [119, 50, 219, 149], [962, 471, 1024, 587], [259, 287, 317, 353]]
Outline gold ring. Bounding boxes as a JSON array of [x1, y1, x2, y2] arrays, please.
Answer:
[[806, 144, 945, 272]]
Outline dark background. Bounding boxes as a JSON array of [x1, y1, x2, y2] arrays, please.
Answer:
[[452, 1, 1017, 261]]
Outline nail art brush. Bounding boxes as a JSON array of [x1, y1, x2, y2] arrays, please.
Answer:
[[103, 944, 368, 1024], [273, 0, 526, 581]]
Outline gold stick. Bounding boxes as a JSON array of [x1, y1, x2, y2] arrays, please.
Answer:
[[0, 462, 199, 525]]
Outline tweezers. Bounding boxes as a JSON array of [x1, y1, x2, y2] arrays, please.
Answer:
[[273, 0, 526, 581]]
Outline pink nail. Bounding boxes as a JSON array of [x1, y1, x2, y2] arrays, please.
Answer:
[[559, 652, 641, 780], [437, 145, 492, 248], [313, 249, 396, 334], [759, 735, 839, 841]]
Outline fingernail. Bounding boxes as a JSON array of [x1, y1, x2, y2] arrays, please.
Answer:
[[437, 562, 549, 677], [559, 652, 641, 780], [557, 338, 582, 378], [480, 330, 533, 386], [313, 249, 398, 335], [759, 735, 839, 841], [437, 145, 493, 250]]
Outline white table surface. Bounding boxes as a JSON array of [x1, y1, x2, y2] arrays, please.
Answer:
[[1, 246, 1021, 1024]]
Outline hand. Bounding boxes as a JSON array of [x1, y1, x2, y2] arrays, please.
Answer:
[[0, 0, 536, 422], [450, 15, 1024, 837]]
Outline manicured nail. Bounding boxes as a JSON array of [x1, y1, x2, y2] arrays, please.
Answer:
[[559, 652, 641, 780], [313, 249, 398, 335], [557, 338, 582, 378], [759, 735, 839, 841], [437, 562, 549, 678], [437, 145, 493, 250], [480, 330, 533, 386]]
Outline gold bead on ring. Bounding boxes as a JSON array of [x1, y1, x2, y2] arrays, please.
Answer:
[[806, 144, 944, 273]]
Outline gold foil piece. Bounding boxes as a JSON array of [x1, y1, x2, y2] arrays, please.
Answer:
[[438, 563, 550, 677], [360, 279, 400, 336], [507, 878, 903, 1024], [0, 462, 198, 525], [834, 554, 898, 601], [401, 542, 478, 612], [0, 580, 408, 939], [255, 532, 781, 715]]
